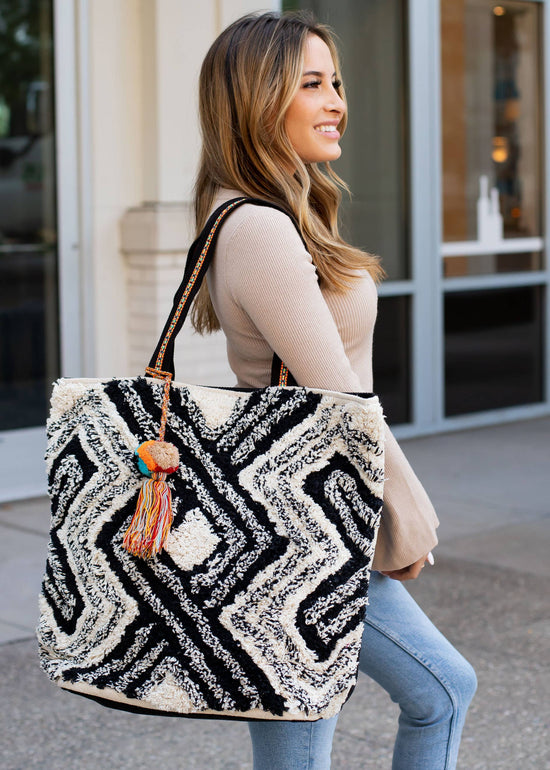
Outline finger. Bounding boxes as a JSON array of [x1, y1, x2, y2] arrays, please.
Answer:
[[405, 564, 424, 581], [381, 570, 407, 581], [391, 569, 413, 581]]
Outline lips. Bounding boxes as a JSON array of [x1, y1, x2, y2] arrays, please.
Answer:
[[314, 124, 341, 138]]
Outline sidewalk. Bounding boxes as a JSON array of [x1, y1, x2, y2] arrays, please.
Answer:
[[1, 417, 549, 769]]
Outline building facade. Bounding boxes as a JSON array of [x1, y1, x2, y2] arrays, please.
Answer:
[[1, 0, 549, 500]]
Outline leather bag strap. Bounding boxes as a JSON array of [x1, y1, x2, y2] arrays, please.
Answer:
[[146, 197, 298, 387]]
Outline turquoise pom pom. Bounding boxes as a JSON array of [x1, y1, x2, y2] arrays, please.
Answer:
[[135, 448, 152, 478]]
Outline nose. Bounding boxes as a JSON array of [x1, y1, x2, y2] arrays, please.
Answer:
[[326, 88, 345, 116]]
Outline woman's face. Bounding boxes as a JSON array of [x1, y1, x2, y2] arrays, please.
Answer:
[[284, 34, 346, 164]]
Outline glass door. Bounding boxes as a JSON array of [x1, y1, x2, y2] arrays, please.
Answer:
[[284, 0, 412, 425], [0, 0, 58, 498]]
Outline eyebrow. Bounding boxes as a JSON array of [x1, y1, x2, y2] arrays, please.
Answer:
[[302, 70, 337, 78]]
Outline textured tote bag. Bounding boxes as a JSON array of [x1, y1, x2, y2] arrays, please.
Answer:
[[38, 197, 385, 721]]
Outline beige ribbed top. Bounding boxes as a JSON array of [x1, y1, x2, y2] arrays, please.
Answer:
[[206, 189, 439, 570]]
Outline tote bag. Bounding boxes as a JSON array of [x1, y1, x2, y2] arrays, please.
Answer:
[[37, 198, 385, 721]]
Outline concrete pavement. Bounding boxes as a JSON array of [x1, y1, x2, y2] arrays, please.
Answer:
[[1, 416, 549, 769]]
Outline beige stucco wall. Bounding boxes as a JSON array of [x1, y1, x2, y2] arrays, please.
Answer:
[[86, 0, 278, 380], [88, 0, 143, 376]]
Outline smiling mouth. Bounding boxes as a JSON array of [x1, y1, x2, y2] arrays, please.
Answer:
[[314, 125, 340, 136]]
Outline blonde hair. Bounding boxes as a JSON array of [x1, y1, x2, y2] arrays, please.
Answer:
[[192, 11, 384, 334]]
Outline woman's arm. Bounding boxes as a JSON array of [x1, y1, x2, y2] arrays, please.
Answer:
[[223, 206, 363, 392], [372, 425, 439, 572]]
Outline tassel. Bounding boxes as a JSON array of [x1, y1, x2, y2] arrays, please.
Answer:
[[123, 473, 174, 558], [123, 440, 180, 559]]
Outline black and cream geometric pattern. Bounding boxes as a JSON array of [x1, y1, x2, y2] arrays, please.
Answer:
[[38, 376, 384, 721]]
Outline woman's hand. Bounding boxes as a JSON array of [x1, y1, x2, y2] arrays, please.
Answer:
[[380, 552, 433, 582]]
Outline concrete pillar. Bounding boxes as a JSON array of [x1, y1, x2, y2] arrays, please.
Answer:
[[122, 1, 278, 385], [140, 0, 216, 204], [88, 0, 143, 376], [139, 0, 278, 203]]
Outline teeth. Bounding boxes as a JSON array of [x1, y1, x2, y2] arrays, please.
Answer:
[[315, 125, 337, 132]]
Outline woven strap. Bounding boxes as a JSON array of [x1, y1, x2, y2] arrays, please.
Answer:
[[146, 197, 298, 387]]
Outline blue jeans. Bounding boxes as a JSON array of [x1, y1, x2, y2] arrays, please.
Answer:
[[248, 572, 477, 770]]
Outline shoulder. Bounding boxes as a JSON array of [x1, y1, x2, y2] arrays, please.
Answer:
[[212, 199, 314, 288], [219, 201, 307, 254], [210, 201, 319, 303]]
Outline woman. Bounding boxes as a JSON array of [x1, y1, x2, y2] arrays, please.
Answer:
[[192, 11, 476, 769]]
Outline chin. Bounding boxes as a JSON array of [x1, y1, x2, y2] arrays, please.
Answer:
[[321, 143, 342, 162], [320, 151, 342, 163], [306, 147, 342, 164]]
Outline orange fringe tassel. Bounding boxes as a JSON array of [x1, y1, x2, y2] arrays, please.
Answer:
[[123, 472, 174, 558]]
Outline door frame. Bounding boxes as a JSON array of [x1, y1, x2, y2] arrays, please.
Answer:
[[56, 0, 92, 379]]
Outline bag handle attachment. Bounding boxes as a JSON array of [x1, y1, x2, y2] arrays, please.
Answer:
[[143, 368, 173, 441]]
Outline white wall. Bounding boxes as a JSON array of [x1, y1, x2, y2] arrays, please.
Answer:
[[85, 0, 279, 379], [141, 0, 281, 203], [88, 0, 143, 375]]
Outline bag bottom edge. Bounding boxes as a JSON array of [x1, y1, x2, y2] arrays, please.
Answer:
[[58, 679, 329, 722]]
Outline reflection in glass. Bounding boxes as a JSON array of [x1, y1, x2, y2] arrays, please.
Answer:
[[283, 0, 410, 280], [444, 286, 543, 416], [443, 251, 542, 278], [373, 296, 410, 425], [0, 0, 58, 430], [441, 1, 542, 245]]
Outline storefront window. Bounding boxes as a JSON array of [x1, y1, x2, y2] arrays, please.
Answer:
[[441, 0, 543, 251], [284, 0, 411, 423], [0, 0, 58, 431], [445, 286, 543, 415], [373, 296, 411, 424], [283, 0, 410, 281]]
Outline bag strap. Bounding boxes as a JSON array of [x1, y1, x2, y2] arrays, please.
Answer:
[[145, 197, 298, 387]]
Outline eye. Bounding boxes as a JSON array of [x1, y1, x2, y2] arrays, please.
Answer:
[[332, 79, 342, 92], [303, 79, 322, 89]]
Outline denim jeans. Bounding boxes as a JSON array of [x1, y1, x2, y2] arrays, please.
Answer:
[[248, 572, 477, 770]]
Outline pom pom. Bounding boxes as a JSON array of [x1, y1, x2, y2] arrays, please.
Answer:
[[135, 440, 179, 477]]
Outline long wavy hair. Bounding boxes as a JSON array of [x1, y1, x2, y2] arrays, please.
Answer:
[[192, 10, 384, 334]]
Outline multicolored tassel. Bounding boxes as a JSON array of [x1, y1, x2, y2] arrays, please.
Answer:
[[123, 439, 180, 559]]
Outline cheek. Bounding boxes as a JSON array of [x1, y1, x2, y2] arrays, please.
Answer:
[[285, 99, 313, 148]]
